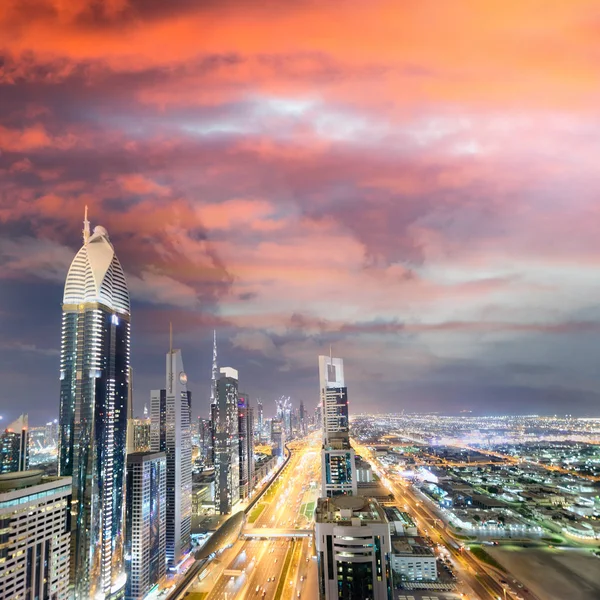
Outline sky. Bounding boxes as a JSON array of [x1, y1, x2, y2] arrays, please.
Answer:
[[2, 0, 600, 424]]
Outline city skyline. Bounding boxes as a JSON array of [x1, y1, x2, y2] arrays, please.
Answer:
[[4, 2, 600, 422]]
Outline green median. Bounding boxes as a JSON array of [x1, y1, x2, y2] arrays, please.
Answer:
[[469, 546, 506, 572], [248, 503, 266, 524]]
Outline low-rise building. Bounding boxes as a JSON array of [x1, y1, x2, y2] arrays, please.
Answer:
[[390, 537, 437, 582]]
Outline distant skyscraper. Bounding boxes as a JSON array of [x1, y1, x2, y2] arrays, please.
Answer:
[[247, 405, 255, 490], [0, 414, 29, 473], [197, 417, 212, 465], [0, 471, 72, 600], [238, 393, 255, 499], [318, 355, 357, 497], [58, 211, 130, 598], [150, 337, 192, 567], [299, 401, 306, 436], [210, 330, 218, 405], [256, 400, 264, 441], [125, 451, 167, 600], [213, 367, 240, 514], [271, 418, 285, 457]]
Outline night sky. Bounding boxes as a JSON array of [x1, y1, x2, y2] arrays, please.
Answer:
[[2, 1, 600, 424]]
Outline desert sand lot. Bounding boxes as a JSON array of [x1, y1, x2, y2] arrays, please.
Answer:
[[488, 547, 600, 600]]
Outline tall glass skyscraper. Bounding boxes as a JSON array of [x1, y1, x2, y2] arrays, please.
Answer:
[[58, 211, 130, 599], [318, 355, 357, 497], [150, 343, 192, 567]]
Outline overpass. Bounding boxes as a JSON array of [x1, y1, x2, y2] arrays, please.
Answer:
[[242, 528, 313, 539]]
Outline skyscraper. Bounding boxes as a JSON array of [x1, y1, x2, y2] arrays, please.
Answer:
[[58, 211, 130, 598], [150, 337, 192, 567], [213, 367, 240, 514], [0, 414, 29, 473], [197, 417, 212, 466], [238, 393, 255, 499], [125, 451, 167, 600], [271, 418, 285, 457], [318, 355, 357, 497], [238, 393, 250, 499], [315, 354, 391, 600], [256, 400, 264, 441], [299, 400, 306, 436]]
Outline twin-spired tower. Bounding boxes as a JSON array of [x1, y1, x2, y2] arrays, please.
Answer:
[[58, 210, 130, 599]]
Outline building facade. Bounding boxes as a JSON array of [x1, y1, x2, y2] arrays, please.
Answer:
[[315, 495, 392, 600], [0, 471, 71, 600], [318, 355, 357, 497], [0, 415, 29, 473], [271, 418, 285, 458], [58, 215, 130, 599], [238, 393, 255, 499], [213, 367, 240, 514], [125, 452, 167, 600], [150, 348, 192, 567]]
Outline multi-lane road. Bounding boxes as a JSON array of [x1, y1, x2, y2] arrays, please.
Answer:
[[352, 439, 529, 600], [184, 434, 321, 600]]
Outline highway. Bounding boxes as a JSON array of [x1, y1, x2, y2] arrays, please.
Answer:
[[185, 433, 321, 599], [352, 439, 528, 600]]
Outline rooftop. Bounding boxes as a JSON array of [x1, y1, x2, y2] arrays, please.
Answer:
[[315, 495, 388, 525]]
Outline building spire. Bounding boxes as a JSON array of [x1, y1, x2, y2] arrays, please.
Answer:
[[210, 330, 218, 405], [83, 205, 90, 244]]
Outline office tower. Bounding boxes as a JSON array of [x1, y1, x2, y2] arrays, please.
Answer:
[[197, 417, 212, 465], [209, 331, 218, 465], [0, 414, 29, 473], [299, 401, 306, 436], [256, 400, 264, 441], [246, 406, 255, 492], [125, 451, 167, 600], [127, 419, 151, 452], [0, 470, 71, 600], [58, 211, 130, 599], [276, 396, 293, 439], [213, 367, 240, 514], [150, 339, 192, 567], [238, 393, 250, 499], [318, 355, 357, 497], [315, 496, 392, 600], [44, 419, 59, 448], [271, 418, 285, 457]]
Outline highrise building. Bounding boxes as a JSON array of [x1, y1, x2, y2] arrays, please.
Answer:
[[315, 496, 392, 600], [299, 400, 306, 436], [129, 419, 151, 452], [197, 417, 212, 465], [125, 451, 167, 600], [0, 471, 72, 600], [238, 393, 255, 498], [209, 331, 218, 466], [256, 400, 264, 441], [247, 405, 255, 492], [238, 393, 250, 499], [150, 339, 192, 567], [0, 415, 29, 473], [58, 211, 130, 598], [213, 367, 240, 514], [271, 418, 285, 457], [44, 419, 59, 448], [315, 354, 390, 600], [318, 355, 357, 497]]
